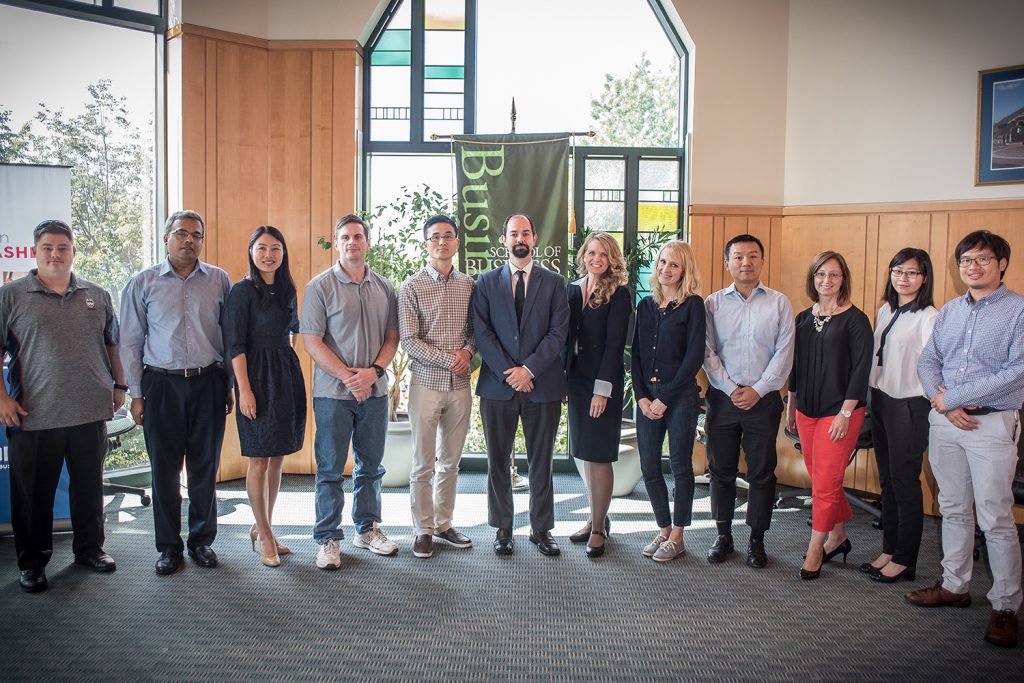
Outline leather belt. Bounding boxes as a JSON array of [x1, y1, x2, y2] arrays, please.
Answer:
[[963, 406, 996, 416], [147, 362, 223, 378]]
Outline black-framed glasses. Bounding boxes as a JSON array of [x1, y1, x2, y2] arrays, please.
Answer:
[[427, 234, 458, 244], [958, 254, 995, 267], [890, 267, 922, 279], [170, 229, 204, 241]]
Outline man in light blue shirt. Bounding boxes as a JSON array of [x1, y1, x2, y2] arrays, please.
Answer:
[[703, 234, 794, 568], [909, 230, 1023, 648], [120, 210, 232, 576]]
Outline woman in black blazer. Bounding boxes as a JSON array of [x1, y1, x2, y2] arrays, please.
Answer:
[[566, 232, 631, 558]]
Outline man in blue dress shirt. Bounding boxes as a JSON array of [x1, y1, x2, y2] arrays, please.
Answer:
[[703, 234, 794, 568], [910, 230, 1023, 648], [120, 210, 233, 576]]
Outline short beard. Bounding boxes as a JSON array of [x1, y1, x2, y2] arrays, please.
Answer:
[[511, 244, 530, 258]]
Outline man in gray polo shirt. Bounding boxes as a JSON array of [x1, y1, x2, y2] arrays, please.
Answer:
[[301, 214, 400, 569], [0, 219, 126, 593]]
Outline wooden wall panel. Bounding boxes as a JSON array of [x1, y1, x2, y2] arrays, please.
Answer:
[[170, 27, 362, 480], [691, 200, 1024, 517]]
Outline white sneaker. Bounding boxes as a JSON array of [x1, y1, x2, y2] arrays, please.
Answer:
[[353, 523, 399, 556], [316, 539, 341, 570], [511, 467, 530, 491]]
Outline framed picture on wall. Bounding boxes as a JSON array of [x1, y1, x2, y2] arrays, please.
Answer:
[[976, 64, 1024, 185]]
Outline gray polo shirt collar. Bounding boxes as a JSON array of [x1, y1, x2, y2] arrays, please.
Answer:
[[331, 260, 370, 284], [25, 270, 85, 297]]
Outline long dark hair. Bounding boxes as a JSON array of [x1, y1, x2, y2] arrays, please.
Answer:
[[247, 226, 296, 309], [882, 247, 934, 312]]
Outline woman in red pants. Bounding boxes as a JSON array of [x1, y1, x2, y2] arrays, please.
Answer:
[[786, 251, 873, 580]]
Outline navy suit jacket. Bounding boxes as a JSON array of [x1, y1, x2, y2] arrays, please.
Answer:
[[473, 263, 569, 402]]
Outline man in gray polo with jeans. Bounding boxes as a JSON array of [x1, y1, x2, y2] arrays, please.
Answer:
[[302, 214, 400, 569], [0, 219, 126, 592]]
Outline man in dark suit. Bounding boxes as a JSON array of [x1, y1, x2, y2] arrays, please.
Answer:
[[473, 213, 569, 556]]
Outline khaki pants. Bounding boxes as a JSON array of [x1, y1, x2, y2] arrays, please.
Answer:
[[928, 409, 1022, 612], [408, 383, 472, 535]]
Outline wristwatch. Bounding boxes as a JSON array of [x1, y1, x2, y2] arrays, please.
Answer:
[[839, 408, 852, 418], [371, 364, 385, 378], [114, 383, 129, 392]]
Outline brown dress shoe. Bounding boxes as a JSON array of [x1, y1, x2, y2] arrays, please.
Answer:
[[904, 580, 971, 608], [984, 609, 1019, 648]]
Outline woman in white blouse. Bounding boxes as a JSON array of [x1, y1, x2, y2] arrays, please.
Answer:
[[864, 248, 938, 583]]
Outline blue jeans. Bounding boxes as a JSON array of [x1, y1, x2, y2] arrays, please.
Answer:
[[313, 395, 387, 541], [637, 384, 700, 529]]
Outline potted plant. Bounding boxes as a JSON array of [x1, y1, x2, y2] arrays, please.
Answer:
[[319, 184, 453, 486]]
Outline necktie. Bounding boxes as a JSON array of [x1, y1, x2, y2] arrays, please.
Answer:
[[876, 302, 913, 366], [514, 270, 525, 323]]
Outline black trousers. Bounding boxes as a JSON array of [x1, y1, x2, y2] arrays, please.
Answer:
[[480, 394, 560, 532], [869, 388, 929, 567], [8, 421, 107, 570], [705, 387, 783, 532], [141, 368, 227, 553]]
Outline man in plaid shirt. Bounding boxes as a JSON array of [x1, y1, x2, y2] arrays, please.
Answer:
[[399, 215, 476, 559]]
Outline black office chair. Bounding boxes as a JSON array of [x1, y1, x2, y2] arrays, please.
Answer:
[[102, 408, 150, 507], [775, 412, 882, 525]]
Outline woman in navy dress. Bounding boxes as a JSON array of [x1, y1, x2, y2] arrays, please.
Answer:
[[225, 226, 306, 568], [566, 231, 631, 558]]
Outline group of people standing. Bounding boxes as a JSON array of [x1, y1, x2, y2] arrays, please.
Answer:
[[2, 211, 1020, 648]]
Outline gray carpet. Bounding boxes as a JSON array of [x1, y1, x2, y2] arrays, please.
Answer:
[[1, 472, 1021, 682]]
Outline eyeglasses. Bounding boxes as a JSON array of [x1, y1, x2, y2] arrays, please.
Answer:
[[958, 254, 995, 267], [890, 268, 922, 279], [427, 234, 458, 244], [813, 271, 843, 280], [170, 229, 204, 241]]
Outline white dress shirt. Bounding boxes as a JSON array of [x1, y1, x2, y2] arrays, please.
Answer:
[[870, 302, 938, 399]]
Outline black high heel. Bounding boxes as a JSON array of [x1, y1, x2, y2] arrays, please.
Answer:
[[799, 559, 823, 580], [570, 517, 611, 544], [569, 523, 592, 544], [822, 538, 852, 564], [870, 566, 916, 583], [586, 531, 607, 559]]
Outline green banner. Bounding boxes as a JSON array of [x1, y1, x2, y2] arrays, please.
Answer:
[[454, 133, 569, 277]]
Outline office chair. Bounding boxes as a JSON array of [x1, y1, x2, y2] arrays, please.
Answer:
[[102, 407, 150, 507]]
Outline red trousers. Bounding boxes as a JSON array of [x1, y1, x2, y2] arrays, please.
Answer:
[[795, 408, 866, 533]]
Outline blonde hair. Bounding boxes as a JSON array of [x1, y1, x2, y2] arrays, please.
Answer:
[[650, 240, 701, 306], [575, 231, 627, 308]]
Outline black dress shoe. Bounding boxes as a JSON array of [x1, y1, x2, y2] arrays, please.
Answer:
[[74, 550, 117, 572], [746, 539, 768, 569], [19, 568, 47, 592], [188, 545, 219, 568], [707, 534, 735, 564], [155, 550, 183, 576], [494, 528, 514, 556], [870, 566, 916, 583], [529, 530, 561, 556]]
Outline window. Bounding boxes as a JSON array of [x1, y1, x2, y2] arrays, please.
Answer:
[[0, 0, 165, 472]]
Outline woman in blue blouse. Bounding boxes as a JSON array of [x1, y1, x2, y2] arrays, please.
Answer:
[[632, 240, 706, 562]]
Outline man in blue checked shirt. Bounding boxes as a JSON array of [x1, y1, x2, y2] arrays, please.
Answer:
[[909, 230, 1023, 649]]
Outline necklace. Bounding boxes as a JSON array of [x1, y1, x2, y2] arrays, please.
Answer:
[[812, 303, 835, 333]]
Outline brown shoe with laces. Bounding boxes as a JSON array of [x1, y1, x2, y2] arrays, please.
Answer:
[[984, 609, 1018, 647], [904, 580, 971, 608]]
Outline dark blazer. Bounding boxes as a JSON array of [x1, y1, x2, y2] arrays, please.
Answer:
[[473, 263, 569, 403], [566, 282, 631, 390]]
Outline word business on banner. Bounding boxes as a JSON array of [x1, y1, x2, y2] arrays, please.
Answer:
[[453, 133, 569, 277]]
